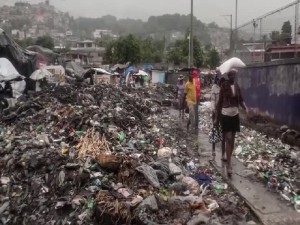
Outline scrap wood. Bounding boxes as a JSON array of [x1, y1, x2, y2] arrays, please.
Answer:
[[78, 128, 111, 159], [96, 191, 133, 225]]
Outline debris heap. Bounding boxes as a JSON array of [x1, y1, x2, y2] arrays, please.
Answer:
[[0, 84, 256, 225]]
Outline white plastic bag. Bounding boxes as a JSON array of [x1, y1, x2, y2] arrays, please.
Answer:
[[157, 147, 172, 158], [0, 58, 21, 80], [219, 57, 246, 75]]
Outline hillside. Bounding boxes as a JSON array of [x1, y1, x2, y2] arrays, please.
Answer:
[[0, 2, 230, 49], [71, 14, 230, 48]]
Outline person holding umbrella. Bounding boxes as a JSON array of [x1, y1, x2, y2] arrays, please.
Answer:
[[215, 69, 248, 177]]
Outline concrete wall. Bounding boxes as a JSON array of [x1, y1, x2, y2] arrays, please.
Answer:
[[165, 71, 189, 85], [238, 58, 300, 129]]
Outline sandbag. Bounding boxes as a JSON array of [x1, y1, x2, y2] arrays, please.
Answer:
[[219, 57, 246, 75]]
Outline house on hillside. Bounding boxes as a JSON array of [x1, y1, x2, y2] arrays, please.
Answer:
[[65, 40, 105, 67], [93, 29, 113, 39]]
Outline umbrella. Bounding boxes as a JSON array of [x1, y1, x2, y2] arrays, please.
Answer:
[[30, 68, 53, 81], [219, 57, 246, 75]]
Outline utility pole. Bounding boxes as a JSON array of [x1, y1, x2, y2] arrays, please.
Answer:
[[253, 20, 258, 42], [235, 0, 238, 52], [188, 33, 191, 67], [295, 0, 299, 58], [259, 18, 263, 41], [189, 0, 194, 68]]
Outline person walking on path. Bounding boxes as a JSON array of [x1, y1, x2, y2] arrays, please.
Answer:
[[185, 73, 197, 133], [176, 75, 185, 119], [215, 69, 248, 177], [192, 69, 201, 132], [210, 75, 225, 160]]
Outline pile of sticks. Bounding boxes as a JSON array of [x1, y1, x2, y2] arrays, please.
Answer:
[[77, 128, 111, 159]]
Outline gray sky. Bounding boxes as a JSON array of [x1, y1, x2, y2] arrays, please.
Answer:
[[0, 0, 296, 27]]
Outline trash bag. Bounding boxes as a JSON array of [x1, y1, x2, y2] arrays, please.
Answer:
[[157, 147, 172, 158], [149, 158, 170, 174], [136, 164, 160, 188], [191, 173, 212, 187]]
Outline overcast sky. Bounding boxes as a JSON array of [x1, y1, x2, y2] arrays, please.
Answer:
[[0, 0, 296, 27]]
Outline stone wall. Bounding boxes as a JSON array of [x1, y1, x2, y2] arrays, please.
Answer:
[[238, 58, 300, 129]]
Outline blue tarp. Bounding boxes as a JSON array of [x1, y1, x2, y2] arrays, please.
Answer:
[[142, 64, 154, 72], [124, 66, 136, 76]]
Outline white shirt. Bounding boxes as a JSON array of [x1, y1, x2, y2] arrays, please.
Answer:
[[222, 84, 239, 116]]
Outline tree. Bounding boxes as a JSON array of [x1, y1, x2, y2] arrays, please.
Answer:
[[140, 38, 164, 63], [206, 48, 220, 69], [193, 38, 204, 67], [167, 36, 204, 67], [104, 35, 141, 64], [270, 31, 281, 42], [14, 37, 34, 48], [35, 36, 54, 49], [281, 21, 292, 42]]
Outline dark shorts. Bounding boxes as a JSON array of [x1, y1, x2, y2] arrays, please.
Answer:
[[178, 97, 185, 110], [221, 114, 240, 133]]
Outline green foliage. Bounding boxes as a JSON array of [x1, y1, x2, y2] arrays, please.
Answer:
[[207, 22, 219, 29], [104, 35, 141, 64], [140, 38, 164, 63], [167, 40, 186, 65], [270, 31, 281, 42], [206, 48, 220, 69], [71, 14, 211, 44], [14, 37, 34, 48], [35, 35, 54, 49], [167, 36, 204, 67], [193, 38, 204, 67], [104, 35, 165, 64], [281, 21, 292, 41], [270, 21, 292, 44]]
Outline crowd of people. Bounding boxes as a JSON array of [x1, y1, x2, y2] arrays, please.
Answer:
[[176, 68, 248, 178]]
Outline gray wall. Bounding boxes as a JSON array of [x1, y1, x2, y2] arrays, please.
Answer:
[[238, 58, 300, 129], [165, 71, 190, 85]]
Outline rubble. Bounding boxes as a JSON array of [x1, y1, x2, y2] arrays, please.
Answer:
[[199, 100, 300, 213], [0, 83, 257, 224]]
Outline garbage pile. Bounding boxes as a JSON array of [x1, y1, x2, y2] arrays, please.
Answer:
[[0, 84, 255, 225], [199, 100, 300, 213]]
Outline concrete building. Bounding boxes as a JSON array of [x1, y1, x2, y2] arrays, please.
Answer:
[[92, 29, 113, 39], [66, 30, 73, 37], [265, 44, 300, 62], [65, 40, 105, 67], [11, 29, 25, 40], [170, 31, 184, 42], [236, 43, 265, 64]]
